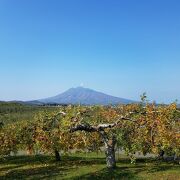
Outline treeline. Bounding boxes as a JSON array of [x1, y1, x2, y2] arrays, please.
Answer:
[[0, 102, 59, 125]]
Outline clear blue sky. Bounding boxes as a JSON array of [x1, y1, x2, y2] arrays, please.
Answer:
[[0, 0, 179, 103]]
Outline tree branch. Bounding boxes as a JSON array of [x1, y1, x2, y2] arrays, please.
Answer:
[[70, 114, 136, 133], [70, 124, 97, 132]]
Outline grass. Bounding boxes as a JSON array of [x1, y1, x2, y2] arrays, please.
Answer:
[[0, 153, 179, 180]]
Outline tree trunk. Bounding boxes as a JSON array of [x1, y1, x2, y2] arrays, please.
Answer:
[[158, 150, 164, 159], [105, 139, 116, 169], [100, 131, 116, 169], [173, 153, 177, 161], [54, 149, 61, 161]]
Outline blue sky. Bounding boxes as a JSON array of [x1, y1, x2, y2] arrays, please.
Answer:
[[0, 0, 179, 103]]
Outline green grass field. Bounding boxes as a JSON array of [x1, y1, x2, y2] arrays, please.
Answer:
[[0, 153, 179, 180]]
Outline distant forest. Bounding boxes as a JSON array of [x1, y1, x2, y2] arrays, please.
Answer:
[[0, 102, 59, 125]]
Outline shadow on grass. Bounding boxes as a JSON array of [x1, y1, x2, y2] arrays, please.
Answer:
[[0, 155, 179, 180], [0, 165, 23, 172], [69, 157, 179, 180], [70, 166, 140, 180], [1, 165, 68, 180], [0, 154, 106, 166], [0, 155, 106, 179], [70, 164, 179, 180], [147, 164, 179, 173], [0, 155, 52, 165], [62, 155, 106, 166]]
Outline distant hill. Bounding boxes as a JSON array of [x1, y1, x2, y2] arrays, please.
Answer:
[[24, 100, 45, 106], [37, 87, 135, 105]]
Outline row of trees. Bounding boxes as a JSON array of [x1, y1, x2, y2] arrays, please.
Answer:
[[0, 102, 60, 125], [0, 99, 180, 168]]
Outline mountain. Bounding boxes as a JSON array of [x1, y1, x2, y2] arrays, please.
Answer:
[[38, 87, 135, 105]]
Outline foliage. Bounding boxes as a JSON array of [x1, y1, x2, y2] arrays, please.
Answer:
[[0, 100, 179, 166]]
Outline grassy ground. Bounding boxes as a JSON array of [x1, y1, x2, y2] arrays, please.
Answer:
[[0, 153, 179, 180]]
